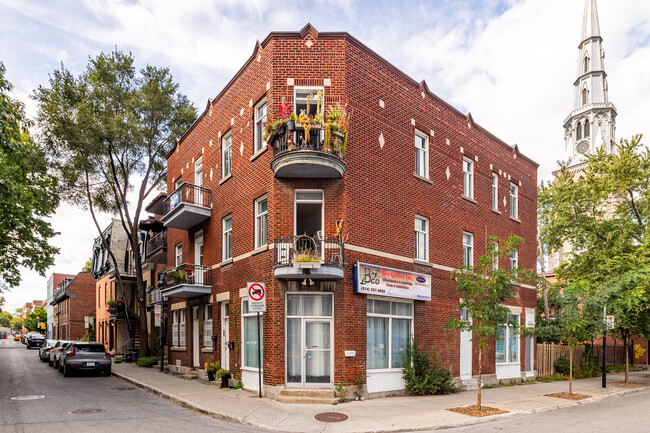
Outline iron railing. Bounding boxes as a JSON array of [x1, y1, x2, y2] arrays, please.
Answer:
[[145, 230, 167, 259], [162, 183, 212, 216], [164, 263, 212, 288], [271, 124, 345, 158], [274, 235, 344, 267]]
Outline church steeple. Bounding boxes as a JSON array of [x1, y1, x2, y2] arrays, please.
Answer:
[[563, 0, 617, 166]]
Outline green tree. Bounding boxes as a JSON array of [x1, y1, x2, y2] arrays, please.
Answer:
[[82, 258, 92, 272], [23, 306, 47, 332], [10, 316, 23, 332], [0, 311, 12, 327], [0, 62, 59, 288], [34, 50, 197, 355], [539, 135, 650, 383], [445, 235, 532, 410]]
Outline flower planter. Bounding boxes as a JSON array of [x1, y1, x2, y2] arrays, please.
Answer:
[[295, 121, 323, 130], [331, 130, 345, 139], [293, 261, 321, 269], [221, 373, 231, 388], [277, 123, 287, 136], [287, 119, 296, 132], [207, 370, 216, 381]]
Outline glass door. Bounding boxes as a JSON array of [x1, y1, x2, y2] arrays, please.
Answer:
[[305, 320, 331, 384]]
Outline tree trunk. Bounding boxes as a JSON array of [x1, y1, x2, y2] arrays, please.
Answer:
[[624, 336, 629, 383], [477, 346, 482, 410], [537, 232, 551, 324], [569, 347, 573, 396]]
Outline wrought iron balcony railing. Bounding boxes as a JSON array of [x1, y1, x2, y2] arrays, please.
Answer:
[[145, 229, 167, 259], [162, 183, 212, 216], [164, 263, 212, 288], [273, 235, 344, 267]]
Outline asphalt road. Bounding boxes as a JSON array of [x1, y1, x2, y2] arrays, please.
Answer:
[[431, 387, 650, 433], [0, 338, 269, 433]]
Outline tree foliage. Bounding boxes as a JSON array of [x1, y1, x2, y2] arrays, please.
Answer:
[[0, 62, 59, 288], [446, 235, 532, 409], [10, 316, 23, 332], [23, 306, 47, 332], [0, 311, 13, 327], [34, 50, 197, 354]]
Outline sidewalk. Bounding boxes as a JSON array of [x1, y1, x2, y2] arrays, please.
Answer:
[[112, 363, 650, 432]]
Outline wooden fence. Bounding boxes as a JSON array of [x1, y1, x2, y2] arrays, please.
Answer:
[[536, 343, 585, 377]]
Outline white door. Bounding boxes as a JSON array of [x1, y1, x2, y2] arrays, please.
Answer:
[[525, 309, 535, 374], [460, 308, 472, 379], [194, 231, 204, 284], [221, 302, 229, 369], [194, 157, 203, 206], [192, 306, 200, 367]]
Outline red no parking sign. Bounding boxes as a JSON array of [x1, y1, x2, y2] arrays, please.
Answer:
[[248, 282, 266, 312]]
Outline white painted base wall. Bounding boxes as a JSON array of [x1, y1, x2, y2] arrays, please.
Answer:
[[496, 363, 521, 380], [367, 370, 405, 393], [242, 369, 260, 393]]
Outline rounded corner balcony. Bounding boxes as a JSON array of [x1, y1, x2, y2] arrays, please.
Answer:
[[161, 264, 212, 299], [273, 235, 345, 280], [269, 122, 347, 179], [162, 183, 212, 230]]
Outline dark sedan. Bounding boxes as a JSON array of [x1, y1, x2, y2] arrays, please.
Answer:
[[26, 333, 46, 349]]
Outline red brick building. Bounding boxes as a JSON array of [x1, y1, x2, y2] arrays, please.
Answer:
[[161, 24, 538, 398], [51, 272, 96, 340]]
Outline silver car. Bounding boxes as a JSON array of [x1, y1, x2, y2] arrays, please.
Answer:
[[59, 342, 112, 377], [49, 340, 72, 368], [39, 339, 57, 362]]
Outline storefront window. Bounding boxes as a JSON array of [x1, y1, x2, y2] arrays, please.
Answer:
[[496, 313, 519, 364], [242, 299, 263, 369], [367, 298, 413, 370]]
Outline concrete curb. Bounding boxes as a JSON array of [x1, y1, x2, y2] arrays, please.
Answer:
[[112, 369, 650, 433]]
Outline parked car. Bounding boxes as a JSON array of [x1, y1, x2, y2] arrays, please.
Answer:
[[49, 340, 73, 368], [14, 334, 20, 341], [26, 333, 45, 349], [38, 339, 57, 362], [58, 342, 112, 377]]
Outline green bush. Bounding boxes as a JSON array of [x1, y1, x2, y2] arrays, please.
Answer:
[[554, 356, 571, 375], [402, 340, 456, 396], [135, 356, 160, 368]]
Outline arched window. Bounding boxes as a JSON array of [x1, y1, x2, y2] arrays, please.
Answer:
[[582, 88, 589, 106], [577, 121, 582, 140], [583, 55, 589, 73], [584, 119, 590, 137]]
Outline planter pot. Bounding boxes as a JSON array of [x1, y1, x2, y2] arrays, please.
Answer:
[[287, 119, 296, 132], [331, 130, 345, 139], [228, 377, 238, 388], [277, 123, 287, 136], [293, 261, 321, 269], [207, 370, 216, 381], [221, 373, 231, 388]]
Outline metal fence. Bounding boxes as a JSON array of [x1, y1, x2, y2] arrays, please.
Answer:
[[162, 183, 212, 215], [164, 263, 212, 287], [274, 235, 344, 267]]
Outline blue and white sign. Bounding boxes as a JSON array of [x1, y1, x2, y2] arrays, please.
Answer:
[[169, 190, 181, 211], [354, 262, 431, 301]]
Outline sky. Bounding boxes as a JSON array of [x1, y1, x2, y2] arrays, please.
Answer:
[[1, 0, 649, 312]]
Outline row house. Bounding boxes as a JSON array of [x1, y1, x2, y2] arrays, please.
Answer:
[[46, 273, 75, 338], [161, 25, 538, 398], [50, 272, 95, 340]]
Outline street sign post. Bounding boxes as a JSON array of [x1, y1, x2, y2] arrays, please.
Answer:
[[606, 315, 615, 329], [247, 282, 266, 398]]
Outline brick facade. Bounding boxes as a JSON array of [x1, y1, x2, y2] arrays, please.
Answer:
[[52, 272, 95, 340], [163, 25, 539, 396]]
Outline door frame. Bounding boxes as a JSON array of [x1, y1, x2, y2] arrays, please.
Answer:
[[459, 308, 472, 379], [284, 292, 334, 388], [221, 301, 230, 369], [192, 306, 200, 368]]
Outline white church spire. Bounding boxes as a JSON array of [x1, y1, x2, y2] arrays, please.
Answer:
[[563, 0, 617, 166]]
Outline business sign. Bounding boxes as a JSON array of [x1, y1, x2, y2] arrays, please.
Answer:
[[354, 262, 431, 301], [248, 282, 266, 313]]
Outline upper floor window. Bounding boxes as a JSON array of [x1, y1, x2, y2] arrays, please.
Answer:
[[414, 130, 429, 179], [584, 119, 590, 138], [463, 232, 474, 267], [174, 177, 182, 190], [294, 87, 324, 117], [463, 157, 474, 199], [510, 183, 518, 219], [223, 215, 233, 261], [577, 121, 583, 140], [510, 249, 518, 272], [492, 241, 499, 271], [222, 132, 232, 178], [414, 216, 429, 262], [255, 196, 268, 249], [174, 243, 182, 267], [254, 98, 267, 153], [581, 88, 589, 106], [492, 173, 499, 210], [583, 55, 589, 74]]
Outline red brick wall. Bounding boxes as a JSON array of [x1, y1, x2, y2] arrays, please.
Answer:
[[164, 27, 538, 385]]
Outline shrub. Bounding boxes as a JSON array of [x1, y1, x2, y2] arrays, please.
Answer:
[[135, 356, 160, 368], [554, 356, 571, 375], [402, 340, 456, 395]]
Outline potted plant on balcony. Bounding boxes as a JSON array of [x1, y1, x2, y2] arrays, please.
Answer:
[[205, 361, 220, 381], [324, 102, 350, 157], [263, 101, 292, 144], [293, 248, 321, 269], [167, 269, 188, 285]]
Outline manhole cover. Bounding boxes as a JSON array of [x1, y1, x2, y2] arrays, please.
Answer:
[[68, 408, 104, 415], [314, 412, 348, 423], [11, 395, 45, 401]]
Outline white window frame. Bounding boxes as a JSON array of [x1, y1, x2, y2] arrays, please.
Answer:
[[463, 232, 474, 267], [414, 130, 429, 179], [463, 157, 474, 199], [255, 195, 268, 249], [172, 310, 179, 347], [203, 304, 212, 347], [366, 297, 414, 371], [179, 309, 186, 347], [492, 173, 499, 210], [496, 313, 520, 364], [174, 177, 182, 190], [510, 249, 518, 272], [222, 132, 232, 178], [414, 215, 429, 262], [510, 183, 518, 219], [174, 243, 182, 267], [492, 241, 499, 271], [223, 215, 232, 261], [294, 86, 324, 118], [242, 298, 263, 370], [254, 98, 267, 153]]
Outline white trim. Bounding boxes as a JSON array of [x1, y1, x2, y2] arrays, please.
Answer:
[[221, 131, 232, 178], [462, 232, 474, 267], [254, 97, 267, 153], [414, 215, 429, 262], [463, 157, 474, 199], [254, 195, 268, 249], [222, 214, 233, 261], [414, 129, 429, 179]]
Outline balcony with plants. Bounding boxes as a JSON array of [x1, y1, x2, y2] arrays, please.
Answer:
[[162, 182, 212, 230], [145, 229, 167, 264], [267, 97, 348, 179], [161, 262, 213, 298], [273, 234, 344, 280]]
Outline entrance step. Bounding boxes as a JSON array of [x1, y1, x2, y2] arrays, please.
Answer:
[[275, 389, 337, 404]]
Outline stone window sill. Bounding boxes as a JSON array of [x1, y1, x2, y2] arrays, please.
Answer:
[[171, 346, 186, 352], [413, 173, 433, 185], [219, 173, 232, 185], [201, 348, 214, 353], [491, 208, 502, 215], [413, 259, 434, 268], [462, 195, 477, 204], [510, 216, 521, 223], [251, 245, 269, 256]]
